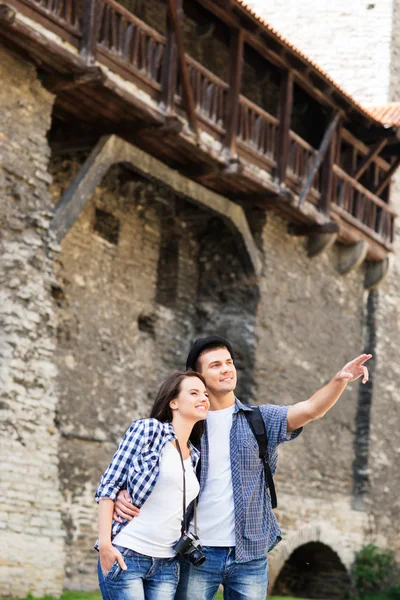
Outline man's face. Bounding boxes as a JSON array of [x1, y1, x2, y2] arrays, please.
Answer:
[[197, 347, 237, 395]]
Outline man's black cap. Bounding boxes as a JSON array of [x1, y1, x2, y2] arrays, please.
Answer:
[[186, 335, 235, 371]]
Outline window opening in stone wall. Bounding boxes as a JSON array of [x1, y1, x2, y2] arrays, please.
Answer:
[[271, 542, 351, 599], [93, 208, 120, 245], [156, 228, 180, 307]]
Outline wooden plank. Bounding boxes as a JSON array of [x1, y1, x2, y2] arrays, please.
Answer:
[[298, 112, 341, 208], [320, 116, 339, 214], [277, 70, 293, 184], [373, 157, 400, 197], [224, 28, 244, 155], [79, 0, 100, 65], [353, 139, 388, 181], [168, 0, 198, 135]]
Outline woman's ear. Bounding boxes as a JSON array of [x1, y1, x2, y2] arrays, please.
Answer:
[[169, 399, 178, 411]]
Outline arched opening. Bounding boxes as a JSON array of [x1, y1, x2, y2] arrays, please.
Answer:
[[271, 542, 351, 599]]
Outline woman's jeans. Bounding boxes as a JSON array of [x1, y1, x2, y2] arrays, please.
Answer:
[[98, 546, 180, 600], [175, 546, 268, 600]]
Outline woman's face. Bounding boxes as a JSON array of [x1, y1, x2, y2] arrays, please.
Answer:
[[170, 376, 209, 422]]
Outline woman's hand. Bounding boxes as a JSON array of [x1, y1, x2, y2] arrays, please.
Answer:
[[99, 543, 127, 576]]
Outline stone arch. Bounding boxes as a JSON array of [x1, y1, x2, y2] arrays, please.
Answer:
[[268, 522, 354, 591], [50, 135, 262, 275]]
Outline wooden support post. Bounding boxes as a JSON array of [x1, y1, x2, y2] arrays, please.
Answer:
[[224, 28, 244, 156], [320, 120, 338, 215], [79, 0, 100, 65], [298, 112, 341, 208], [353, 139, 388, 182], [277, 70, 293, 184], [168, 0, 199, 136], [160, 0, 179, 113], [373, 157, 400, 197]]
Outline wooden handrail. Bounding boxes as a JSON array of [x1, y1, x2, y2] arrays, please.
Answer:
[[238, 95, 279, 126], [184, 55, 229, 90], [100, 0, 166, 43], [333, 165, 397, 215], [289, 130, 317, 155]]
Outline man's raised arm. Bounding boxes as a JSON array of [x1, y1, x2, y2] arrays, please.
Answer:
[[287, 354, 372, 433]]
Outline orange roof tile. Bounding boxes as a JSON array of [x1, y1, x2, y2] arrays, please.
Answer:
[[236, 0, 396, 129], [368, 104, 400, 127]]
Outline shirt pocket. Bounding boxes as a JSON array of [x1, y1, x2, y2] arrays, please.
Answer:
[[129, 443, 159, 474]]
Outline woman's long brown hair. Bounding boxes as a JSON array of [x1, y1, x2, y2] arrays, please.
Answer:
[[149, 371, 207, 448]]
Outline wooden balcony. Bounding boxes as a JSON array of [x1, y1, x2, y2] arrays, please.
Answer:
[[1, 0, 396, 259]]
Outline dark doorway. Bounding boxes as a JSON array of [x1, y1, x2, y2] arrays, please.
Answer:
[[272, 542, 351, 599]]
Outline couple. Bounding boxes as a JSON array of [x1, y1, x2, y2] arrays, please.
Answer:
[[96, 335, 371, 600]]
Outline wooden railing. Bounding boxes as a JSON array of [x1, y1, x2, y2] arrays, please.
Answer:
[[8, 0, 397, 249], [332, 166, 395, 246], [178, 57, 228, 131], [287, 131, 322, 194], [30, 0, 81, 31], [97, 0, 165, 85], [237, 96, 278, 163]]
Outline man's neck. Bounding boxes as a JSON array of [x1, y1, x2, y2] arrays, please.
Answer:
[[208, 391, 236, 411]]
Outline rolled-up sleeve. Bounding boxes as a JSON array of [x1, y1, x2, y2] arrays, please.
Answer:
[[95, 419, 147, 503], [259, 404, 302, 452]]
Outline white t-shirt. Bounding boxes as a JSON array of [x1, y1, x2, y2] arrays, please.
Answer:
[[113, 442, 199, 557], [192, 404, 236, 546]]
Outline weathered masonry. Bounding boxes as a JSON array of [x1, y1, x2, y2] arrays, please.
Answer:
[[1, 0, 400, 597]]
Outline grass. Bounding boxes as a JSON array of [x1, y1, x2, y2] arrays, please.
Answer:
[[9, 593, 313, 600]]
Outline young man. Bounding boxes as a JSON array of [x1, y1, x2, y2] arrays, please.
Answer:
[[114, 335, 371, 600]]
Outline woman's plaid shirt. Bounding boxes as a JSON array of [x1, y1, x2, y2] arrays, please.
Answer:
[[94, 418, 200, 548]]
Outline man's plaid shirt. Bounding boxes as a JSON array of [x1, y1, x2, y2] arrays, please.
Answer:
[[197, 399, 302, 563], [95, 418, 200, 548]]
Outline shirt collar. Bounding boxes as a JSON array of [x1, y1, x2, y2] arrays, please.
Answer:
[[234, 397, 253, 413], [163, 421, 200, 460]]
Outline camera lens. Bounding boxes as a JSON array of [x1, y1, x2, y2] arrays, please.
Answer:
[[189, 548, 206, 566]]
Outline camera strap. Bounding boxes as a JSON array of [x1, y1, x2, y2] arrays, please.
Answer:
[[175, 440, 198, 536]]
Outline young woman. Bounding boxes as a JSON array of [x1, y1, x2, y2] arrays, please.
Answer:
[[95, 371, 209, 600]]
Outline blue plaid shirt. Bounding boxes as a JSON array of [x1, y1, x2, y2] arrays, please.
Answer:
[[198, 399, 302, 562], [94, 418, 200, 549]]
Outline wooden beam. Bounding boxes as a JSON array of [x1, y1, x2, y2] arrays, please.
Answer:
[[79, 0, 100, 65], [50, 135, 262, 275], [353, 139, 388, 181], [41, 67, 105, 93], [320, 116, 339, 214], [287, 222, 339, 236], [277, 70, 294, 184], [224, 28, 244, 155], [160, 0, 179, 113], [168, 0, 199, 136], [373, 158, 400, 197], [298, 112, 341, 208]]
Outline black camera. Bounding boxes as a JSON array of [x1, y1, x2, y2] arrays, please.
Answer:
[[173, 532, 206, 566]]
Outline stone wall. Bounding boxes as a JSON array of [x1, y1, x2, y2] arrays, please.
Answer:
[[0, 44, 65, 597], [246, 0, 395, 105]]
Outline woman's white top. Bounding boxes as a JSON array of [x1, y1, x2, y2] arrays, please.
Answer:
[[113, 441, 199, 558]]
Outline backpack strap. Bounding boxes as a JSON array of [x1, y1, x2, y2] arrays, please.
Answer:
[[243, 407, 278, 509]]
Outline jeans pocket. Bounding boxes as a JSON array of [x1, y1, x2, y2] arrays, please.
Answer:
[[104, 560, 122, 582]]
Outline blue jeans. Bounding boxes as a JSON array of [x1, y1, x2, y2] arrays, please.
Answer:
[[98, 546, 180, 600], [175, 546, 268, 600]]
